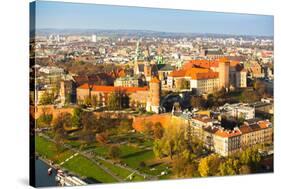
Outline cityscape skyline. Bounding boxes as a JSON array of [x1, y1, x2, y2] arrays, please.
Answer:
[[35, 1, 274, 36]]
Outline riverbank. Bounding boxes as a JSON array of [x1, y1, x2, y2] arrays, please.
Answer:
[[35, 135, 117, 183], [35, 158, 58, 187]]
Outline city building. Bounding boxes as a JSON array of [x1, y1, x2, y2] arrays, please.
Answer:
[[213, 127, 242, 156], [38, 66, 65, 75], [239, 120, 273, 148], [77, 77, 161, 113], [114, 76, 139, 87], [219, 103, 255, 120], [92, 34, 97, 42], [168, 67, 219, 94], [175, 109, 272, 156]]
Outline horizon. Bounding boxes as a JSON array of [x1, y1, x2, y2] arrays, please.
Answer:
[[35, 27, 273, 37], [33, 1, 274, 37]]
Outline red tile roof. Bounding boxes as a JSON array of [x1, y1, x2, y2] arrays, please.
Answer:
[[215, 129, 242, 138], [258, 120, 271, 129], [78, 84, 148, 93], [169, 67, 218, 80], [239, 125, 253, 134], [150, 77, 160, 83]]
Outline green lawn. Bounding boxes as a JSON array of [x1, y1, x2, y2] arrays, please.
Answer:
[[97, 159, 144, 181], [35, 136, 73, 164], [35, 135, 117, 183], [36, 132, 169, 181], [63, 155, 117, 183], [122, 149, 154, 168]]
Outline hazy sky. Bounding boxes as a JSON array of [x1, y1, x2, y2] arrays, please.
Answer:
[[34, 1, 274, 36]]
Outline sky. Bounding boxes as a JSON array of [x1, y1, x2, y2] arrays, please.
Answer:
[[34, 1, 274, 36]]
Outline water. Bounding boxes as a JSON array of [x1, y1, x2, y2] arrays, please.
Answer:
[[35, 158, 99, 187], [35, 159, 58, 187]]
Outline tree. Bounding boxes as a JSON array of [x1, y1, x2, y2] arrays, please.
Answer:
[[143, 121, 154, 135], [239, 147, 261, 170], [198, 154, 221, 177], [53, 112, 72, 132], [108, 145, 121, 159], [206, 94, 215, 108], [240, 90, 259, 103], [65, 93, 72, 104], [198, 156, 210, 177], [152, 122, 164, 139], [39, 91, 55, 105], [153, 125, 187, 160], [81, 112, 97, 131], [36, 113, 53, 128], [83, 97, 92, 107], [253, 79, 266, 96], [96, 132, 108, 145], [71, 108, 82, 129], [118, 119, 132, 134], [218, 158, 239, 176], [52, 113, 71, 151], [239, 165, 251, 174], [172, 149, 195, 178], [91, 94, 98, 108], [108, 91, 122, 110], [190, 96, 205, 109], [80, 112, 99, 143], [153, 139, 163, 158]]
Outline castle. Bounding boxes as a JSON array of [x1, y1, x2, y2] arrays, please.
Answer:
[[76, 76, 161, 113]]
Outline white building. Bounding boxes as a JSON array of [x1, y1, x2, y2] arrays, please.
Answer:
[[220, 103, 255, 120], [38, 66, 64, 75], [92, 34, 97, 43]]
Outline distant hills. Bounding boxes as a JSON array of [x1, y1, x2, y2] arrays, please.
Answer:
[[32, 28, 273, 39]]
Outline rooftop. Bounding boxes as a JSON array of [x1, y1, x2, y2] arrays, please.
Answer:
[[78, 83, 148, 93]]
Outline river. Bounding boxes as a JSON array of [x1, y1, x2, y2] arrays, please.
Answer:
[[35, 159, 58, 187]]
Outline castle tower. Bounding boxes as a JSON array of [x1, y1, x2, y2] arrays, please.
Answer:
[[60, 80, 67, 104], [146, 77, 161, 113], [144, 63, 152, 78], [218, 60, 230, 89]]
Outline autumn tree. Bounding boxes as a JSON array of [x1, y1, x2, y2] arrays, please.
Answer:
[[96, 132, 108, 145], [118, 119, 132, 134], [190, 96, 206, 109], [80, 112, 100, 144], [172, 149, 196, 178], [36, 113, 53, 128], [240, 90, 259, 103], [198, 154, 221, 177], [52, 112, 71, 150], [91, 94, 98, 108], [39, 91, 55, 105], [107, 91, 122, 110], [108, 145, 121, 160], [239, 165, 251, 174], [239, 147, 261, 170], [152, 122, 164, 139], [83, 97, 92, 107], [218, 158, 239, 176], [71, 107, 82, 129], [153, 125, 186, 160], [253, 79, 266, 96], [143, 121, 154, 135]]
